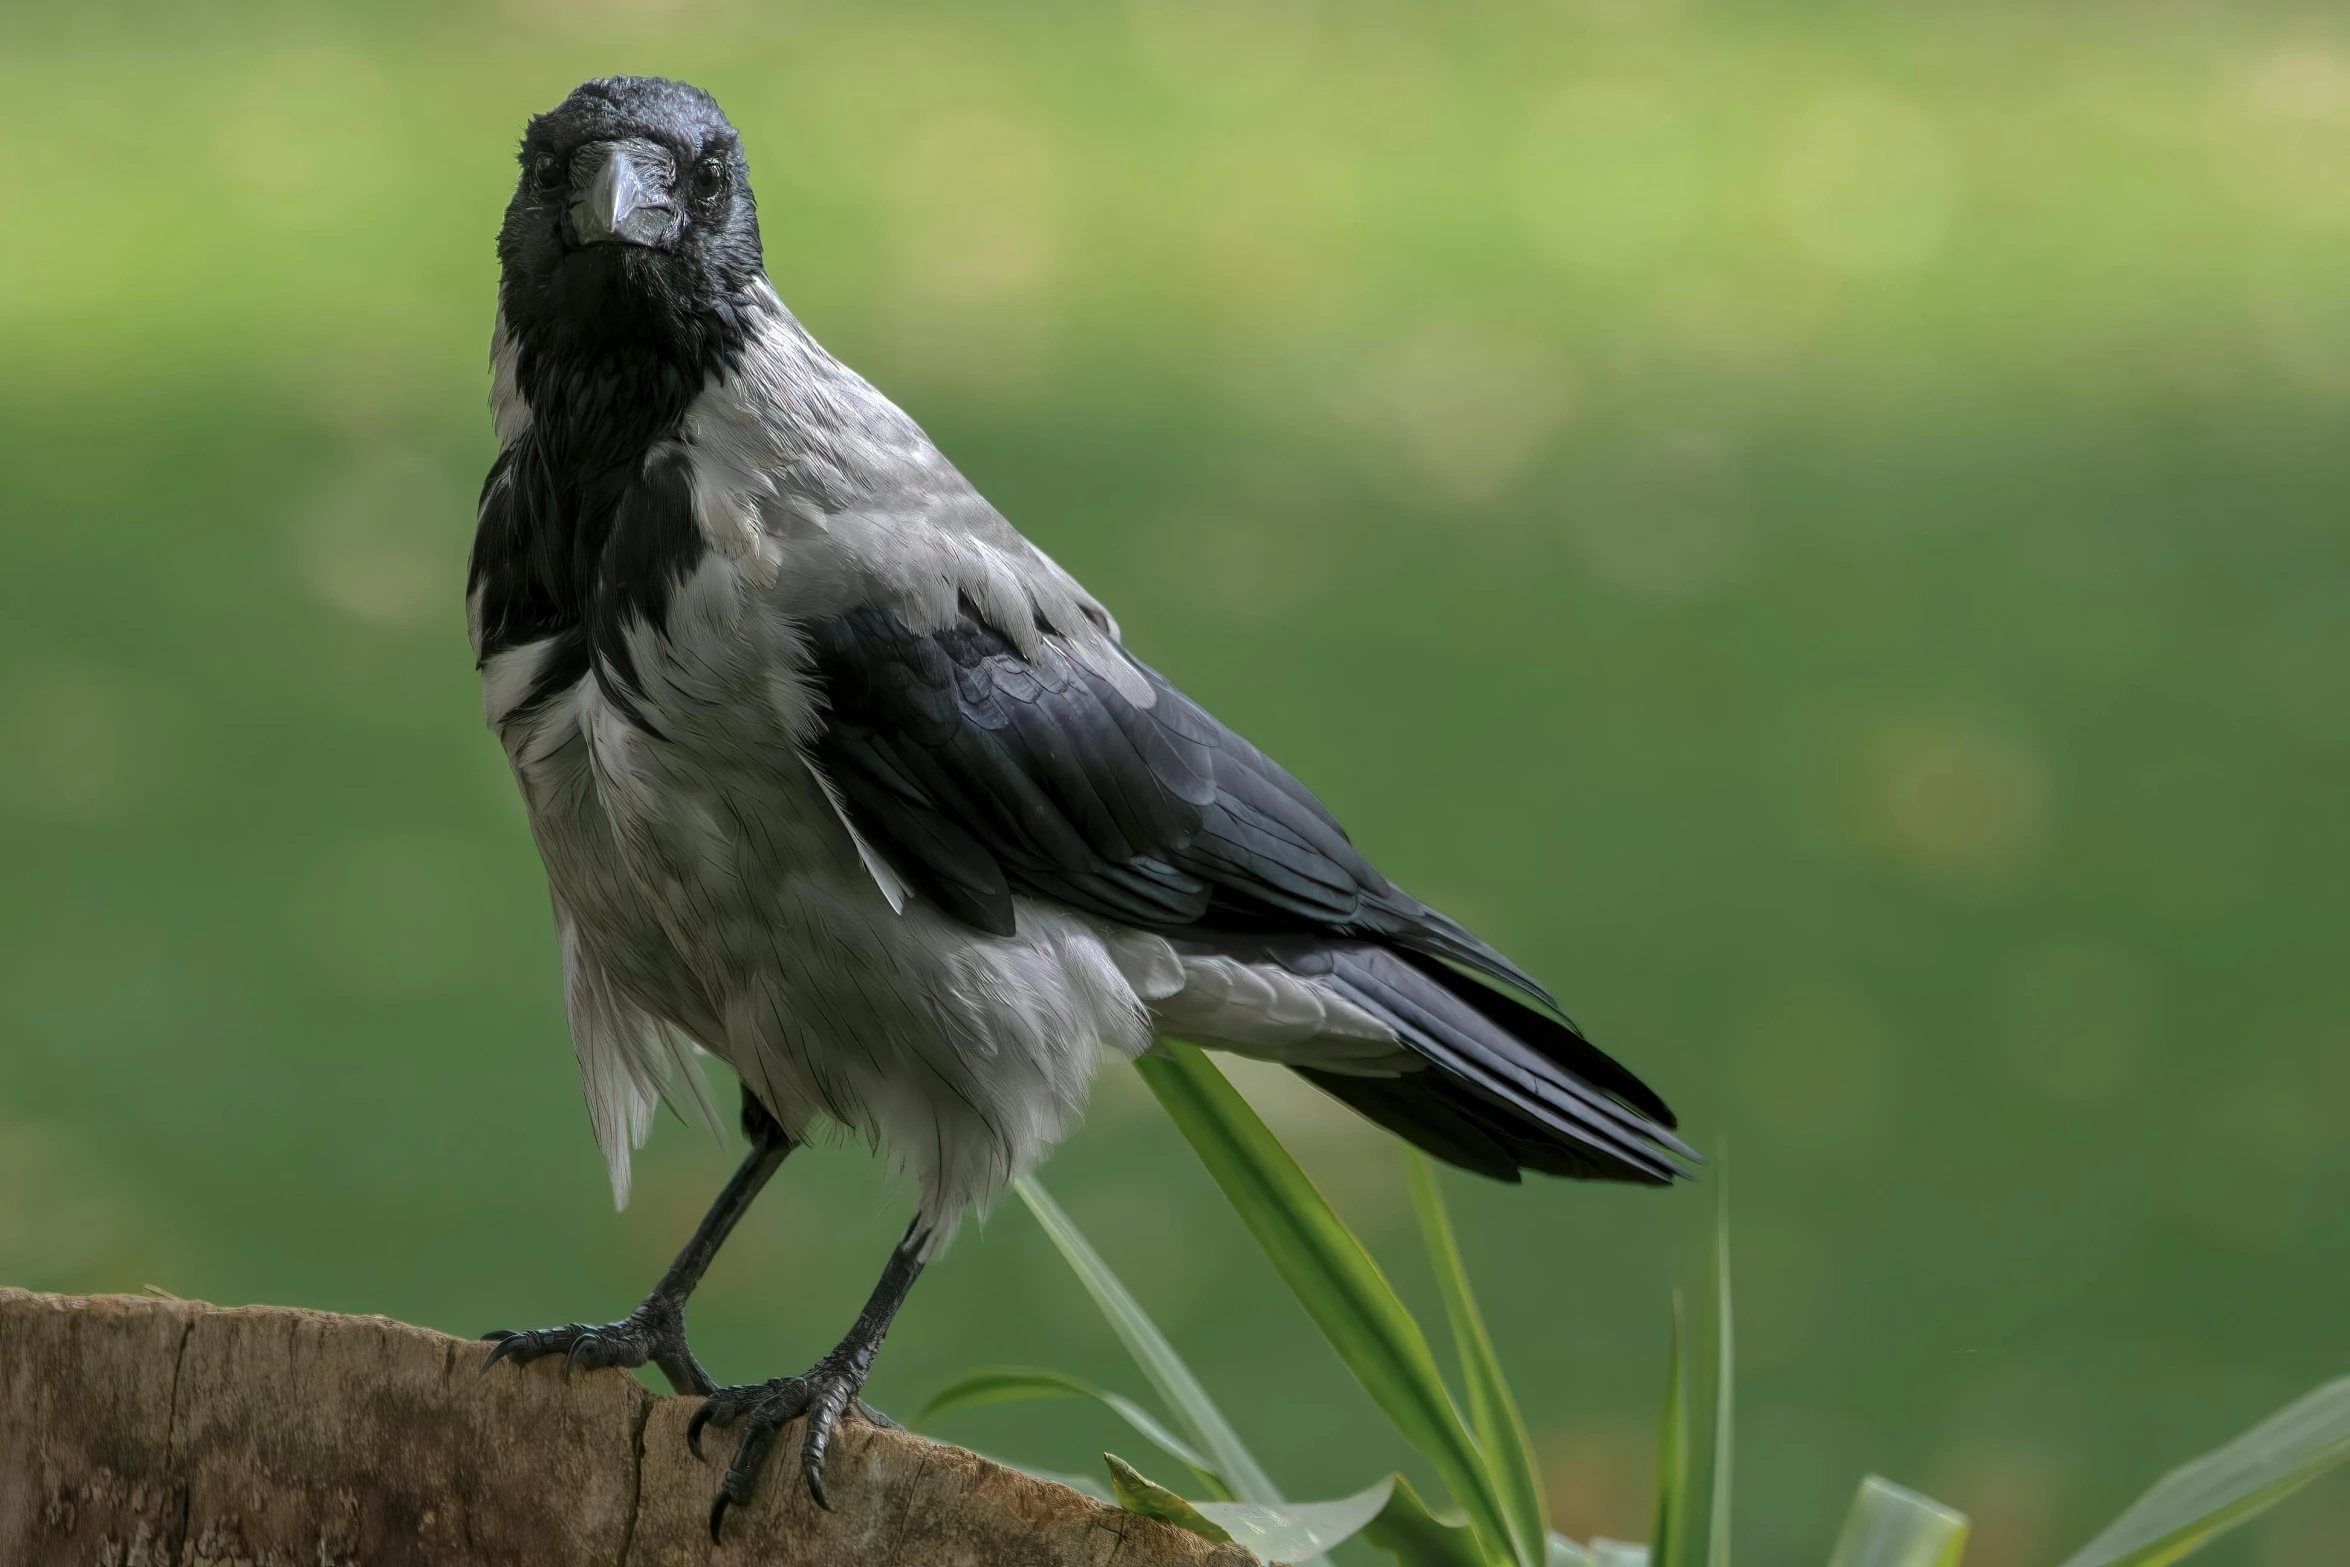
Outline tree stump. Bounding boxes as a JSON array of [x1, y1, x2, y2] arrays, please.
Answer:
[[0, 1288, 1258, 1566]]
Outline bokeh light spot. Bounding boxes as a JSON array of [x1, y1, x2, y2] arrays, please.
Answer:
[[1928, 1441, 2061, 1567], [2222, 45, 2350, 229], [1333, 321, 1576, 505], [1861, 716, 2050, 889], [1542, 1419, 1656, 1547], [1773, 90, 1960, 273], [1517, 84, 1708, 274]]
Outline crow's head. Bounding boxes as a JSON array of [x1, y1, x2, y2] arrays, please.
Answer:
[[498, 77, 763, 379]]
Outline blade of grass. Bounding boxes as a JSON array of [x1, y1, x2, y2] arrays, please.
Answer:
[[1360, 1473, 1491, 1567], [1824, 1477, 1970, 1567], [1014, 1174, 1283, 1506], [1407, 1149, 1551, 1567], [1137, 1042, 1520, 1567], [918, 1366, 1228, 1496], [1652, 1290, 1689, 1567], [2055, 1376, 2350, 1567], [1701, 1171, 1733, 1567]]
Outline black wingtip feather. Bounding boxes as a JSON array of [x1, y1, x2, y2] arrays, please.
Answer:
[[1300, 1065, 1675, 1187], [1312, 947, 1697, 1185], [1387, 913, 1563, 1014]]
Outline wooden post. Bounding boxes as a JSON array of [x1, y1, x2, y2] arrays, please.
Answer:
[[0, 1288, 1257, 1566]]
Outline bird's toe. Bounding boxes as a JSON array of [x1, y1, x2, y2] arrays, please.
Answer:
[[479, 1300, 693, 1382], [563, 1324, 637, 1375], [479, 1324, 584, 1371], [696, 1364, 869, 1539]]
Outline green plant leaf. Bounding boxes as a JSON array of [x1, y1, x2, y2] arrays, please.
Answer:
[[1360, 1472, 1491, 1567], [1107, 1453, 1234, 1542], [1652, 1290, 1689, 1567], [1701, 1173, 1733, 1567], [1137, 1042, 1521, 1567], [1195, 1476, 1400, 1563], [1408, 1149, 1551, 1567], [918, 1365, 1225, 1495], [2055, 1375, 2350, 1567], [1825, 1476, 1970, 1567], [1014, 1174, 1282, 1506]]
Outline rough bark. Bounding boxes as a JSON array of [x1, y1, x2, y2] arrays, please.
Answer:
[[0, 1289, 1257, 1567]]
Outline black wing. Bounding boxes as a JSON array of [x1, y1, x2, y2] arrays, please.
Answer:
[[808, 600, 1549, 1001], [808, 598, 1693, 1186]]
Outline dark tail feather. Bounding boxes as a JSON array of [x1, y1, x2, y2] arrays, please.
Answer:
[[1305, 947, 1696, 1186], [1397, 950, 1678, 1130], [1300, 1068, 1666, 1184]]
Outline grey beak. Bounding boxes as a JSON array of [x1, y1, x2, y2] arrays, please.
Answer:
[[572, 140, 678, 248]]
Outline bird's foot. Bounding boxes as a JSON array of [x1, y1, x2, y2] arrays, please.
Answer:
[[688, 1352, 882, 1538], [480, 1294, 710, 1395]]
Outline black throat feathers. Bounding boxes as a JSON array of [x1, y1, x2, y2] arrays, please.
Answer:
[[467, 288, 765, 729]]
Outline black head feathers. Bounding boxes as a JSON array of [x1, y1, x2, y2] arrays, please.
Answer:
[[496, 76, 770, 452]]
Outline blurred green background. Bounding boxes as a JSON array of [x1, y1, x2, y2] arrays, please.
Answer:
[[3, 1, 2346, 1562]]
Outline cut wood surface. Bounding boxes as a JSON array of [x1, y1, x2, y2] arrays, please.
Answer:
[[0, 1288, 1259, 1566]]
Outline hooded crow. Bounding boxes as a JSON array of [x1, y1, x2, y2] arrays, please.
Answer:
[[473, 75, 1694, 1536]]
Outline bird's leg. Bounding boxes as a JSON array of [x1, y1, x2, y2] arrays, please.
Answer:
[[483, 1093, 793, 1397], [688, 1215, 932, 1539]]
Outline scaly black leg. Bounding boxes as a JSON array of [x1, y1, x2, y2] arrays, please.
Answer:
[[483, 1091, 793, 1397], [688, 1216, 932, 1539]]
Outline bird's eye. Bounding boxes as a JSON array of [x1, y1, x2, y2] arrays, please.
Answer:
[[691, 159, 729, 203], [530, 152, 563, 194]]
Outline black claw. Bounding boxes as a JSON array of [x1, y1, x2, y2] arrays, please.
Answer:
[[479, 1331, 530, 1372], [686, 1403, 715, 1460], [801, 1395, 840, 1507], [708, 1493, 731, 1543], [720, 1406, 788, 1517]]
